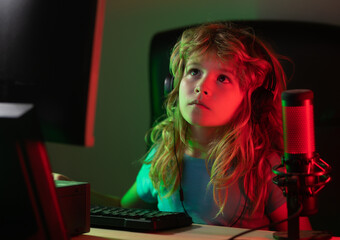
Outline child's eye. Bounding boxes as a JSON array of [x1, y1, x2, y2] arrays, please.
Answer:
[[217, 74, 231, 83], [188, 68, 201, 77]]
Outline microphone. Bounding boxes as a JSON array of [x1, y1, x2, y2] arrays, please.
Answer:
[[281, 89, 317, 215], [273, 89, 332, 239]]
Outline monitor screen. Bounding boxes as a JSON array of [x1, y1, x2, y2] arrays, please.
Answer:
[[0, 0, 105, 146], [0, 0, 105, 238]]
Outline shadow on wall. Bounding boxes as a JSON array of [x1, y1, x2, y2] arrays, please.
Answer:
[[149, 20, 340, 236]]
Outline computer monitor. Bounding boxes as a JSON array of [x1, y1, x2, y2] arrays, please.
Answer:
[[0, 0, 105, 147], [0, 0, 106, 238]]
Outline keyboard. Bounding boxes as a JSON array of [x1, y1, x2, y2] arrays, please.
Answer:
[[90, 205, 193, 232]]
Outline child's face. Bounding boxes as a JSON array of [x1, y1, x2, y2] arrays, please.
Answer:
[[179, 52, 245, 128]]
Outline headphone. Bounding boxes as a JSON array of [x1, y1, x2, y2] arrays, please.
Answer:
[[250, 68, 276, 124], [164, 69, 276, 124], [164, 74, 175, 96]]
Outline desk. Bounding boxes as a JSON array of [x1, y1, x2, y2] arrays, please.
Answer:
[[72, 224, 323, 240]]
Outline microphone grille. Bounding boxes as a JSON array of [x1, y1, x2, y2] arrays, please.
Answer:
[[282, 89, 315, 158]]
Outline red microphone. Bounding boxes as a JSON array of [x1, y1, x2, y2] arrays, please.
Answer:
[[273, 89, 331, 239], [282, 89, 317, 215], [281, 89, 332, 217]]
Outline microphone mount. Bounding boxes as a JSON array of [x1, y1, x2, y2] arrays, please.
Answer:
[[273, 153, 331, 199], [272, 153, 331, 240]]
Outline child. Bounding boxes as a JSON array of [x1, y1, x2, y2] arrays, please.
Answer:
[[56, 22, 312, 230]]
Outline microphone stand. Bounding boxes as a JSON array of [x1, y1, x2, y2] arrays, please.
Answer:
[[273, 176, 301, 240], [287, 177, 300, 240], [272, 157, 332, 240]]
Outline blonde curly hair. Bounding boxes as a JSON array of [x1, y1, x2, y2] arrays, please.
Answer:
[[145, 22, 287, 216]]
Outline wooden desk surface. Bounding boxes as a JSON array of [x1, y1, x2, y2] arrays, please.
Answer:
[[73, 224, 340, 240], [73, 224, 277, 240]]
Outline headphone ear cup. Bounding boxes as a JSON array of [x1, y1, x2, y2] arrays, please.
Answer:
[[164, 74, 174, 95], [251, 86, 274, 123]]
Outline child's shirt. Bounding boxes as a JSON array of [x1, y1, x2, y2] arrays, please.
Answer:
[[136, 148, 286, 229]]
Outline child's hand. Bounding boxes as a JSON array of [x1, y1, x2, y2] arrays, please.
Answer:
[[52, 172, 73, 181]]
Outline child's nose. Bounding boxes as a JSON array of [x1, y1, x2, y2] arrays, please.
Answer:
[[194, 78, 210, 96]]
